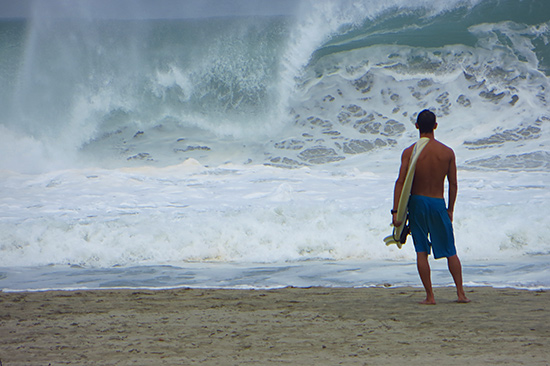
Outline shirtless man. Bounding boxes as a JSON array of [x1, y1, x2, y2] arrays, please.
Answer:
[[392, 109, 470, 304]]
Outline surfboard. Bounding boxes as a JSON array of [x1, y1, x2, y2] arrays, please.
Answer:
[[384, 137, 430, 248]]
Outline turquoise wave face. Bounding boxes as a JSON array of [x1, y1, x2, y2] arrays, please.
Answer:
[[314, 0, 550, 69]]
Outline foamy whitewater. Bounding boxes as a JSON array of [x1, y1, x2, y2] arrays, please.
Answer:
[[1, 0, 549, 291]]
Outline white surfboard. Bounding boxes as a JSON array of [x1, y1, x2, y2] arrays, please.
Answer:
[[384, 137, 430, 248]]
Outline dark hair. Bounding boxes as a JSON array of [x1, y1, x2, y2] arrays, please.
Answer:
[[417, 109, 436, 133]]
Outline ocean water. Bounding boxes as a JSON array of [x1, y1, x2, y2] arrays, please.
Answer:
[[1, 0, 549, 291]]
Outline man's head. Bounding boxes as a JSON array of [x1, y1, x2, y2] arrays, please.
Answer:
[[416, 109, 437, 133]]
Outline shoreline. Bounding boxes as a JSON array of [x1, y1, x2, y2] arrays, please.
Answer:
[[1, 286, 549, 365], [2, 255, 549, 293], [2, 282, 550, 293]]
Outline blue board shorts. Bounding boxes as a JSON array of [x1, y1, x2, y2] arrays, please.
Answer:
[[408, 195, 456, 259]]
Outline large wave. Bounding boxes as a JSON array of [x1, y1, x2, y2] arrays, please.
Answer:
[[1, 0, 549, 173]]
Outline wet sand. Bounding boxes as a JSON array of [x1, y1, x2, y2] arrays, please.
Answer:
[[1, 286, 549, 365]]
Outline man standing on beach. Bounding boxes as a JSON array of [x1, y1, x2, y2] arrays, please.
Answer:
[[392, 110, 470, 304]]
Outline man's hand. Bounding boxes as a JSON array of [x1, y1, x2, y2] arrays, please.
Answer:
[[447, 209, 453, 222], [392, 213, 402, 227]]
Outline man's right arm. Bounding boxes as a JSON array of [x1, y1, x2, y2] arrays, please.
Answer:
[[392, 149, 411, 226]]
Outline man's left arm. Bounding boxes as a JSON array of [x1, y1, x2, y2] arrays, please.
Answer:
[[447, 151, 458, 222]]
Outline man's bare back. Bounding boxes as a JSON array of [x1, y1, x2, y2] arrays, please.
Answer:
[[394, 138, 457, 222]]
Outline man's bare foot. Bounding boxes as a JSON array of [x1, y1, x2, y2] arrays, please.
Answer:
[[419, 298, 436, 305], [456, 291, 471, 303]]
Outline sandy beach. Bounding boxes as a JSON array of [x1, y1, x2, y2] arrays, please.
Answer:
[[1, 286, 548, 365]]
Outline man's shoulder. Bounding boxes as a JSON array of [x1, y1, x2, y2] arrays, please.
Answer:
[[433, 139, 455, 155], [401, 143, 416, 160], [403, 142, 416, 153]]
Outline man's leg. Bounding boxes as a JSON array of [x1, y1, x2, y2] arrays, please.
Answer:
[[447, 255, 470, 303], [416, 252, 435, 304]]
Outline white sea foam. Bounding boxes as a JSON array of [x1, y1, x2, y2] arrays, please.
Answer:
[[1, 162, 548, 267]]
